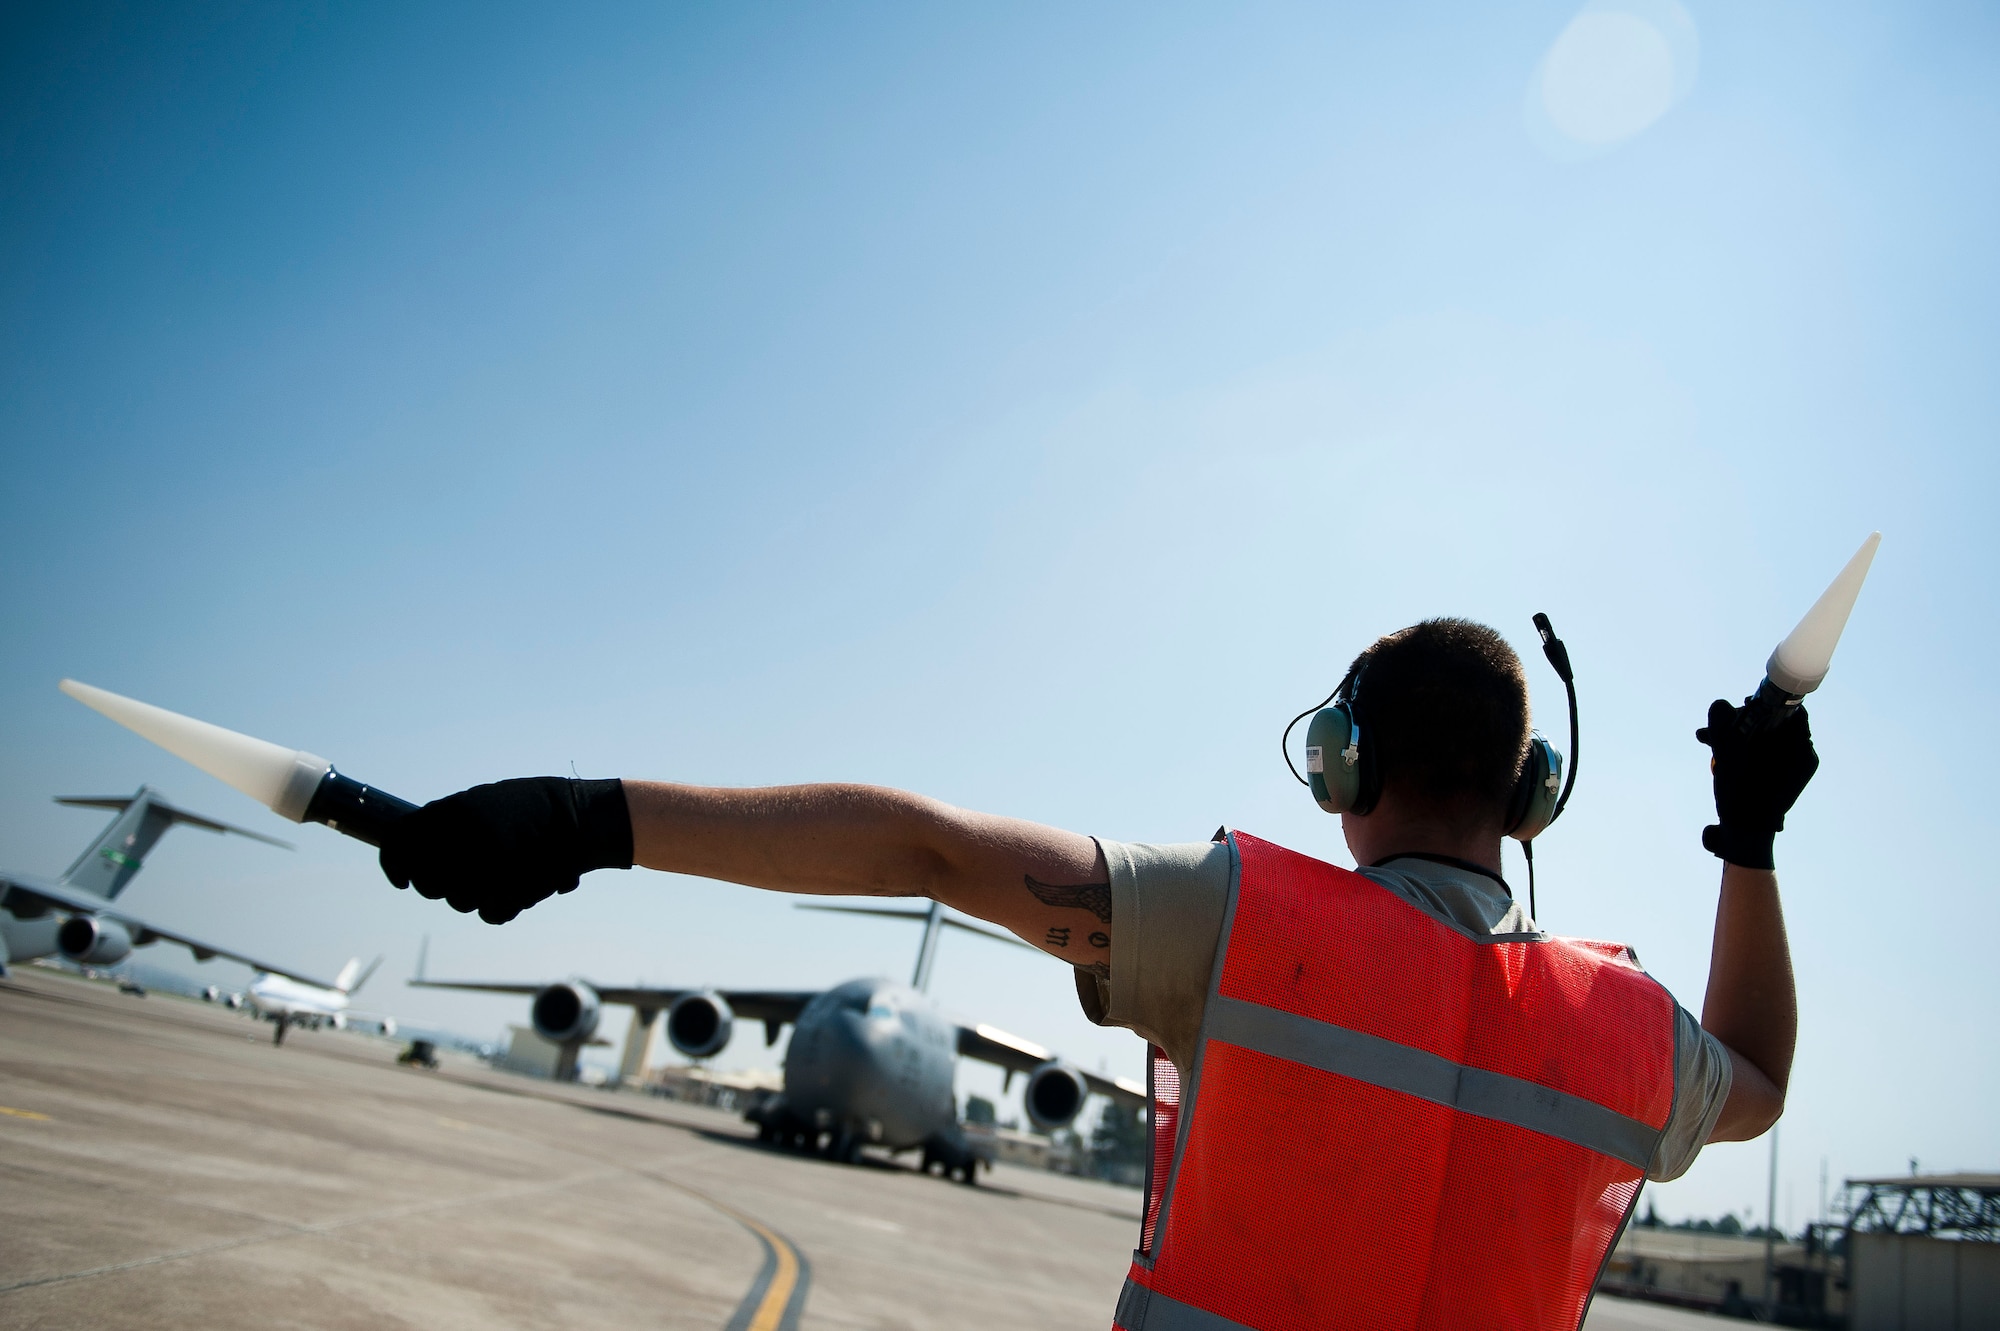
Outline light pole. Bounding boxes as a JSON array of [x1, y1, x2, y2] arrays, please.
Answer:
[[1763, 1122, 1779, 1312]]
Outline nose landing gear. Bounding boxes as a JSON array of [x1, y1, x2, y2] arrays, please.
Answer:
[[920, 1140, 982, 1185]]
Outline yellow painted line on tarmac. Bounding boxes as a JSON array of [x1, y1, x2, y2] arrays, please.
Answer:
[[0, 1106, 51, 1120], [369, 1076, 810, 1329], [737, 1215, 801, 1331], [671, 1183, 810, 1331]]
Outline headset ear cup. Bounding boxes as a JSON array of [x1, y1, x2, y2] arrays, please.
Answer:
[[1304, 705, 1362, 814], [1507, 738, 1563, 841], [1350, 709, 1381, 816]]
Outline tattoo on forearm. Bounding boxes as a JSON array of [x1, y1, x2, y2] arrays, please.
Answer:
[[1089, 931, 1109, 949], [1046, 926, 1071, 949], [1024, 875, 1112, 924]]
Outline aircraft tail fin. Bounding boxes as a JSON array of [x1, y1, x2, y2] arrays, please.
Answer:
[[56, 787, 292, 900], [795, 902, 1033, 993], [335, 955, 382, 995]]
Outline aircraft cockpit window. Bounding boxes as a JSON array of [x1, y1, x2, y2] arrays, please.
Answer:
[[866, 998, 897, 1022]]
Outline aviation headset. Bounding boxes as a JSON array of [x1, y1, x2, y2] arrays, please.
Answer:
[[1282, 615, 1581, 909]]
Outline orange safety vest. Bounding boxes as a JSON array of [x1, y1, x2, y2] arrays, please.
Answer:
[[1116, 833, 1677, 1331]]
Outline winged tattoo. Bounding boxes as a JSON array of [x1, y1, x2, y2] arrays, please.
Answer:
[[1024, 874, 1112, 925]]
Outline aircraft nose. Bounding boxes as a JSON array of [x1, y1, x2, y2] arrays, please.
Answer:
[[790, 1005, 869, 1091], [788, 1002, 895, 1113], [831, 1007, 896, 1078]]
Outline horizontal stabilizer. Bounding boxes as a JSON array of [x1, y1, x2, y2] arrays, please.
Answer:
[[56, 795, 294, 849], [55, 785, 290, 900], [795, 903, 1034, 951]]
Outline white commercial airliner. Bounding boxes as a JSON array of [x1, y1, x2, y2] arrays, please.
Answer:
[[249, 956, 394, 1045]]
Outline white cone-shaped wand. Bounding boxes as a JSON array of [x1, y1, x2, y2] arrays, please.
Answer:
[[1765, 532, 1881, 697], [59, 680, 415, 845], [1746, 532, 1881, 727]]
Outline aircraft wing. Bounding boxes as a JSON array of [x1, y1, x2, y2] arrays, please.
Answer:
[[956, 1020, 1147, 1109], [409, 979, 819, 1026], [0, 874, 338, 990]]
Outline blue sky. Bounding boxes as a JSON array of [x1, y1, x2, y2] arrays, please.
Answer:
[[3, 1, 1994, 1227]]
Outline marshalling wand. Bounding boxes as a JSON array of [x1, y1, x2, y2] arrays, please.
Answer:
[[58, 680, 416, 846], [1740, 531, 1880, 731]]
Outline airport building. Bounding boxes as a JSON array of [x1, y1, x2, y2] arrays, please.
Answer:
[[1600, 1227, 1808, 1315], [1601, 1172, 2000, 1327], [1843, 1173, 2000, 1331], [647, 1062, 784, 1113]]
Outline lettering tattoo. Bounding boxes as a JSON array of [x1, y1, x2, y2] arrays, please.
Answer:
[[1045, 926, 1072, 949], [1089, 931, 1110, 950], [1024, 875, 1112, 924]]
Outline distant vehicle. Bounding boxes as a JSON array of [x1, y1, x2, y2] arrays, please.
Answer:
[[415, 903, 1143, 1182], [397, 1039, 439, 1069], [0, 786, 336, 991], [116, 978, 146, 997], [249, 957, 395, 1045]]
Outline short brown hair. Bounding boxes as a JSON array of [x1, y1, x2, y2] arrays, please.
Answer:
[[1348, 618, 1531, 821]]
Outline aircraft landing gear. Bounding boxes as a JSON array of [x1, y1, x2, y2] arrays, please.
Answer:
[[919, 1137, 982, 1183], [272, 1014, 289, 1046]]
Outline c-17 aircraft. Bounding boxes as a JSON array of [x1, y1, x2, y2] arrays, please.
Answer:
[[415, 901, 1145, 1181], [0, 786, 336, 990]]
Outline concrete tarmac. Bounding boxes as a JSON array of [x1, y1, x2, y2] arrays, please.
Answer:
[[1, 964, 1714, 1330]]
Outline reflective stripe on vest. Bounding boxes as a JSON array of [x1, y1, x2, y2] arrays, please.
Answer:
[[1204, 994, 1658, 1170], [1118, 832, 1677, 1331]]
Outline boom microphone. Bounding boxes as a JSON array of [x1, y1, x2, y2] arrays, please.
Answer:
[[1740, 532, 1880, 731], [58, 680, 416, 846]]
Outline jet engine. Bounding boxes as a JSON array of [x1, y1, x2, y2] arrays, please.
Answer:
[[57, 915, 133, 966], [666, 991, 734, 1059], [1024, 1060, 1090, 1132], [530, 981, 601, 1045]]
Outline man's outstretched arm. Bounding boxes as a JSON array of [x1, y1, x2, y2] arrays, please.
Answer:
[[623, 781, 1110, 974], [377, 775, 1112, 975]]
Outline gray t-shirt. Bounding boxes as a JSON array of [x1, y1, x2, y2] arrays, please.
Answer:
[[1077, 838, 1730, 1183]]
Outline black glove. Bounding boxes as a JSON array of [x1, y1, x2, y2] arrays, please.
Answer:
[[1695, 699, 1820, 871], [379, 777, 633, 924]]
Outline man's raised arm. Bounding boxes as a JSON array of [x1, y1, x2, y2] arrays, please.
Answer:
[[1702, 864, 1794, 1141], [377, 776, 1111, 977], [1692, 699, 1819, 1142]]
